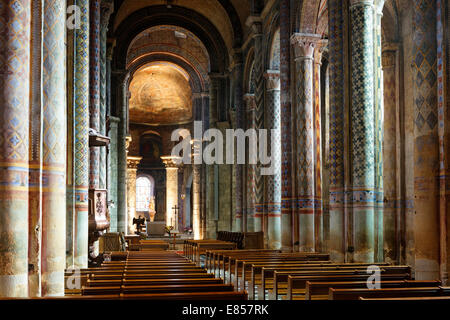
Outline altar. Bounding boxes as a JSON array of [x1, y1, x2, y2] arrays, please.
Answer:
[[146, 221, 166, 237]]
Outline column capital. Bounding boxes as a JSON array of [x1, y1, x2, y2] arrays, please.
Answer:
[[100, 0, 114, 29], [382, 41, 400, 53], [245, 15, 263, 36], [349, 0, 374, 8], [264, 70, 281, 91], [127, 156, 142, 169], [161, 155, 183, 168], [314, 39, 329, 65], [244, 94, 256, 111], [291, 33, 322, 60], [192, 91, 210, 99]]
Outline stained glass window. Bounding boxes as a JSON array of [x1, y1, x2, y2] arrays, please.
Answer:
[[136, 176, 152, 212]]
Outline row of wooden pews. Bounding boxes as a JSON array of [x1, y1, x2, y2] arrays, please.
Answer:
[[184, 239, 237, 266], [199, 249, 450, 301], [64, 251, 247, 300]]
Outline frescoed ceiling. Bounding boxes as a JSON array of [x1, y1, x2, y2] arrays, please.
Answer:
[[129, 61, 193, 125]]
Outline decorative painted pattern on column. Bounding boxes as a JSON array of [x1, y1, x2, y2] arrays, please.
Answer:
[[192, 142, 202, 240], [233, 52, 244, 232], [99, 1, 113, 190], [41, 0, 67, 296], [244, 94, 257, 231], [280, 0, 293, 251], [373, 2, 385, 263], [29, 0, 43, 297], [89, 0, 101, 190], [413, 0, 439, 279], [437, 0, 449, 284], [350, 0, 375, 263], [126, 156, 142, 235], [291, 33, 321, 252], [264, 70, 282, 249], [328, 0, 346, 262], [382, 44, 398, 264], [73, 0, 89, 269], [0, 0, 31, 298], [313, 40, 327, 253], [246, 16, 264, 232]]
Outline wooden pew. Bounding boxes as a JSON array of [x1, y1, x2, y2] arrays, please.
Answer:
[[304, 280, 442, 300], [284, 273, 412, 301], [269, 266, 411, 300], [119, 291, 247, 300], [330, 286, 450, 300]]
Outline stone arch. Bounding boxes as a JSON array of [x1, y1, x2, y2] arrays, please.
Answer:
[[113, 5, 229, 73]]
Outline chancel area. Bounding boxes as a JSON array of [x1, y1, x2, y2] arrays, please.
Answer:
[[2, 0, 450, 302]]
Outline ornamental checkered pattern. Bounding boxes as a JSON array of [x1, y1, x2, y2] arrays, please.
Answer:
[[412, 0, 437, 134], [328, 0, 345, 194], [0, 0, 31, 163], [295, 58, 315, 200], [74, 0, 90, 189], [350, 3, 375, 189], [42, 0, 66, 167]]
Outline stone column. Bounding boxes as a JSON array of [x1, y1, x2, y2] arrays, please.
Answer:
[[412, 0, 439, 279], [246, 16, 264, 233], [71, 0, 90, 271], [382, 44, 399, 264], [328, 0, 346, 262], [313, 40, 328, 252], [41, 0, 67, 296], [233, 51, 244, 232], [192, 142, 202, 240], [107, 116, 120, 232], [162, 156, 182, 229], [99, 1, 113, 191], [89, 0, 101, 190], [280, 0, 293, 251], [127, 156, 142, 235], [115, 71, 130, 234], [349, 0, 376, 263], [291, 33, 321, 252], [0, 0, 31, 298], [206, 75, 219, 235], [264, 71, 282, 249], [244, 94, 257, 232], [373, 1, 385, 263]]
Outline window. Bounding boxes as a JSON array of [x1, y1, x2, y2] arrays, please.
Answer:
[[136, 176, 152, 212]]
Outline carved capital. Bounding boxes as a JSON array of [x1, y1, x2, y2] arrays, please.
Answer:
[[127, 156, 142, 169], [161, 155, 183, 168], [244, 94, 256, 111], [264, 70, 280, 91], [100, 0, 114, 29], [314, 39, 328, 65], [350, 0, 374, 8], [245, 15, 263, 36], [291, 33, 322, 60]]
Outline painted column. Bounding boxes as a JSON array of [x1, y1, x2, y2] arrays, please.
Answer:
[[41, 0, 67, 296], [373, 1, 385, 263], [107, 116, 120, 232], [162, 156, 182, 229], [291, 33, 321, 252], [29, 0, 43, 297], [264, 71, 282, 249], [73, 0, 90, 269], [126, 156, 142, 235], [313, 40, 328, 252], [89, 0, 100, 190], [0, 0, 31, 298], [412, 0, 439, 279], [280, 0, 293, 251], [244, 94, 257, 232], [115, 71, 130, 234], [328, 0, 346, 262], [192, 142, 202, 240], [382, 44, 399, 264], [349, 0, 375, 263], [99, 1, 113, 191], [246, 16, 264, 233], [207, 75, 219, 235], [233, 52, 244, 233]]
